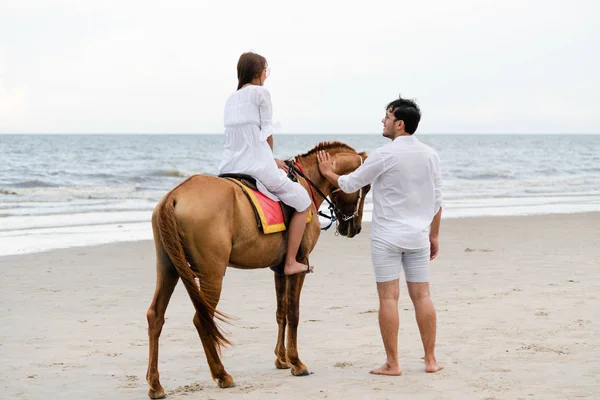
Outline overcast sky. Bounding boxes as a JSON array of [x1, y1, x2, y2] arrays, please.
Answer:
[[0, 0, 598, 134]]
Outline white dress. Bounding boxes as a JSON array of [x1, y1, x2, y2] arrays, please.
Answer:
[[218, 85, 311, 212]]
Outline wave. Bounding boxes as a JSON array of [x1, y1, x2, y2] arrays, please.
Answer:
[[0, 210, 152, 232], [10, 179, 59, 188], [81, 172, 117, 179], [445, 176, 600, 191], [455, 171, 515, 180], [581, 167, 600, 173], [0, 184, 157, 202], [0, 203, 154, 218], [150, 169, 195, 178]]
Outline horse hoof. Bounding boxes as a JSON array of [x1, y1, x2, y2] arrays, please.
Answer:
[[275, 359, 291, 369], [148, 388, 166, 399], [291, 368, 312, 377], [217, 375, 235, 388]]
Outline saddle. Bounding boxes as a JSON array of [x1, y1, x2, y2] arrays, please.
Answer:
[[218, 172, 312, 235]]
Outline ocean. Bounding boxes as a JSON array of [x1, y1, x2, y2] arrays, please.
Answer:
[[1, 134, 599, 256]]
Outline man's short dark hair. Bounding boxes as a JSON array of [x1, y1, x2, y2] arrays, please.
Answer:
[[386, 96, 421, 134]]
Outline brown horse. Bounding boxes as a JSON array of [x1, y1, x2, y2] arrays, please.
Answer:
[[145, 141, 369, 398]]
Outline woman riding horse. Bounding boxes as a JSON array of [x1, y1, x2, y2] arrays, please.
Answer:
[[145, 54, 370, 400], [220, 51, 313, 276]]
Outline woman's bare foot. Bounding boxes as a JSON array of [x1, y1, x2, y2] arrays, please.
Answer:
[[425, 360, 443, 373], [369, 362, 402, 376], [284, 261, 313, 275]]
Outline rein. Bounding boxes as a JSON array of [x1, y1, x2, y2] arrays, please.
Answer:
[[285, 155, 364, 231], [289, 161, 338, 231]]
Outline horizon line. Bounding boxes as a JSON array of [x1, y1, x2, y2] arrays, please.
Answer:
[[1, 132, 599, 136]]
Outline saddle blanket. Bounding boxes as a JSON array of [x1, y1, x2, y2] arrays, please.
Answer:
[[227, 178, 312, 234]]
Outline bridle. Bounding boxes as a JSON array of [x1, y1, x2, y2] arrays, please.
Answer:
[[329, 154, 364, 220], [286, 155, 365, 231]]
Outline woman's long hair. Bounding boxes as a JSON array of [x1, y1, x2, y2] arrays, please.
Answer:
[[237, 52, 267, 90]]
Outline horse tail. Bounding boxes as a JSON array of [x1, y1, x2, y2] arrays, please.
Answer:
[[156, 194, 231, 349]]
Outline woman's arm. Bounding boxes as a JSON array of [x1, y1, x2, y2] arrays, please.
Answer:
[[258, 89, 274, 142]]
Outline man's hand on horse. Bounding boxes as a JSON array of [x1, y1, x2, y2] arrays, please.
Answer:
[[275, 159, 289, 173], [317, 151, 335, 175]]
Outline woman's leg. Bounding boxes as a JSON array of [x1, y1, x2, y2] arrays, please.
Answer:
[[284, 206, 314, 275], [259, 171, 314, 275]]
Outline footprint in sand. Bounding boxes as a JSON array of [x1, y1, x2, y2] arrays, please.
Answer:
[[518, 344, 567, 355], [334, 362, 353, 368], [167, 382, 204, 395], [488, 368, 512, 373], [119, 375, 139, 389], [464, 248, 493, 252], [359, 309, 377, 314]]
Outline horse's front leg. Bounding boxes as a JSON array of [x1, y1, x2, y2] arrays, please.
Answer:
[[285, 272, 310, 376], [274, 273, 290, 369]]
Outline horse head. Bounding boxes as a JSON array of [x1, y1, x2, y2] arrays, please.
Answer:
[[329, 181, 370, 238], [295, 141, 370, 238]]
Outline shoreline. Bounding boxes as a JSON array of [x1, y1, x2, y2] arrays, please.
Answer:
[[2, 210, 600, 258]]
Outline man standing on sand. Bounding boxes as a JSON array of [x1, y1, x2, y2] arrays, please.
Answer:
[[317, 96, 443, 375]]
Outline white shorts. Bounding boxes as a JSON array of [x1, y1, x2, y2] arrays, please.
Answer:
[[370, 239, 430, 283]]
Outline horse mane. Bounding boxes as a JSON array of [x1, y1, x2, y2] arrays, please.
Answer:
[[297, 141, 356, 158]]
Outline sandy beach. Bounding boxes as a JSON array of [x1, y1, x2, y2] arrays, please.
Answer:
[[1, 213, 599, 400]]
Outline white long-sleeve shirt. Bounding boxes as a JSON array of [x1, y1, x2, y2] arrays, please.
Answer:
[[338, 135, 443, 249]]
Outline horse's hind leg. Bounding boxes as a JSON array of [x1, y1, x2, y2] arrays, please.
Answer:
[[146, 247, 179, 399], [274, 273, 290, 369], [188, 249, 234, 388]]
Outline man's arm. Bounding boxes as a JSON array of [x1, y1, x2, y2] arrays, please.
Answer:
[[430, 153, 444, 260], [317, 150, 384, 193], [429, 208, 442, 260], [430, 208, 442, 239]]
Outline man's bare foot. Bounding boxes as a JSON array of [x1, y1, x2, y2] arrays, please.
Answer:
[[369, 362, 402, 376], [425, 360, 443, 373], [284, 261, 313, 276]]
